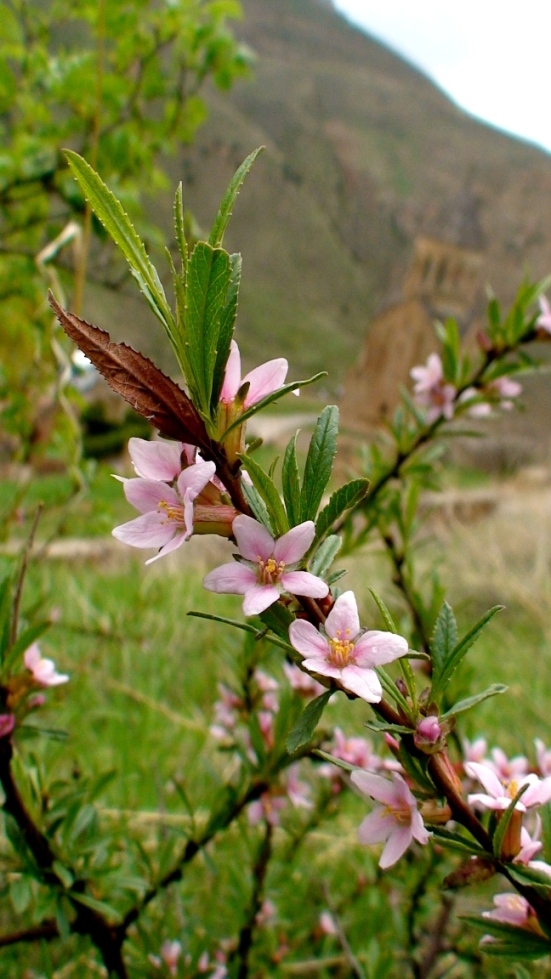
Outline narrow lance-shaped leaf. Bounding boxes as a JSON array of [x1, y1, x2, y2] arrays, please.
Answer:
[[309, 535, 341, 579], [237, 453, 289, 538], [174, 182, 188, 277], [286, 690, 332, 753], [440, 684, 508, 720], [220, 372, 327, 441], [430, 601, 458, 698], [64, 151, 176, 341], [315, 478, 369, 542], [209, 147, 264, 248], [282, 432, 302, 527], [492, 783, 529, 858], [185, 242, 233, 416], [210, 252, 242, 409], [301, 405, 339, 522], [432, 605, 504, 699], [49, 295, 211, 452]]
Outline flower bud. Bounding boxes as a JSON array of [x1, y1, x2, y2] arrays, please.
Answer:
[[414, 715, 444, 753]]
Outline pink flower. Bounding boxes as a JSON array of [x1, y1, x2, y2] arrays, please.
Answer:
[[535, 738, 551, 777], [24, 643, 68, 687], [515, 816, 544, 865], [288, 591, 408, 704], [220, 340, 291, 407], [113, 459, 216, 563], [126, 437, 195, 480], [482, 893, 532, 928], [319, 911, 338, 936], [283, 662, 326, 698], [410, 353, 456, 422], [414, 715, 443, 749], [203, 515, 328, 616], [462, 736, 488, 765], [351, 770, 430, 868], [466, 761, 551, 812], [461, 377, 522, 417], [537, 295, 551, 334], [488, 747, 529, 781], [255, 899, 276, 928], [331, 728, 381, 770]]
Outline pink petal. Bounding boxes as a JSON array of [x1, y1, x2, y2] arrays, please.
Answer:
[[411, 808, 431, 845], [357, 806, 395, 844], [112, 511, 177, 548], [24, 643, 41, 670], [467, 792, 513, 811], [203, 563, 257, 595], [340, 665, 382, 703], [242, 358, 288, 407], [380, 825, 414, 868], [301, 658, 341, 681], [465, 762, 505, 799], [353, 631, 408, 668], [523, 776, 551, 808], [233, 515, 274, 563], [289, 620, 330, 658], [177, 461, 216, 502], [243, 584, 281, 616], [220, 340, 241, 403], [351, 771, 403, 807], [124, 478, 179, 514], [325, 591, 360, 641], [128, 437, 183, 481], [280, 570, 329, 598], [145, 531, 187, 565], [274, 521, 315, 564]]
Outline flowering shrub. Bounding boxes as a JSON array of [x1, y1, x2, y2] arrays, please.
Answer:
[[2, 150, 551, 976]]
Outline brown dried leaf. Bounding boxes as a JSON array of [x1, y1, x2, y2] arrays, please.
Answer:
[[49, 293, 211, 451], [444, 857, 496, 889]]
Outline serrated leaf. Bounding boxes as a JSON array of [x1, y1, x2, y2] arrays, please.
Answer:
[[441, 684, 508, 720], [301, 406, 339, 521], [209, 147, 264, 248], [238, 453, 289, 537], [282, 432, 302, 527], [185, 242, 233, 415], [309, 535, 341, 578], [64, 151, 175, 339], [210, 253, 241, 409], [286, 690, 332, 753], [49, 295, 211, 452], [240, 478, 273, 533], [430, 601, 457, 695], [432, 605, 504, 699], [315, 478, 369, 542]]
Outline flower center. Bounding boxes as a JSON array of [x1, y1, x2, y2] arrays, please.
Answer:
[[383, 803, 410, 823], [328, 636, 355, 668], [158, 499, 184, 524], [508, 779, 519, 799], [258, 556, 285, 585]]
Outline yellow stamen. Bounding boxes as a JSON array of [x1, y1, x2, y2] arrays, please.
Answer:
[[258, 556, 286, 584], [158, 500, 184, 523], [328, 637, 355, 668]]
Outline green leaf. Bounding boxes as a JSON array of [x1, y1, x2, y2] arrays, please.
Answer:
[[220, 372, 327, 441], [258, 603, 295, 641], [506, 862, 551, 892], [282, 432, 302, 527], [70, 890, 122, 922], [430, 601, 457, 696], [429, 826, 487, 855], [441, 684, 508, 720], [210, 253, 241, 409], [0, 567, 13, 664], [209, 147, 264, 248], [432, 606, 504, 699], [301, 405, 339, 522], [309, 535, 341, 578], [10, 875, 32, 915], [238, 453, 289, 537], [376, 668, 412, 719], [64, 151, 175, 340], [365, 720, 413, 735], [492, 783, 529, 858], [53, 860, 74, 889], [185, 242, 233, 415], [315, 478, 369, 542], [368, 589, 398, 633], [174, 182, 188, 276], [286, 690, 333, 753], [240, 478, 273, 533], [3, 620, 51, 676], [188, 610, 294, 654], [461, 915, 551, 959]]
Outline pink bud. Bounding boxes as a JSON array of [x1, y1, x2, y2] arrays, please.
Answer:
[[0, 714, 15, 738], [414, 715, 443, 753]]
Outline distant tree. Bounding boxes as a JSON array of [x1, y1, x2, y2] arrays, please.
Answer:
[[0, 0, 250, 470]]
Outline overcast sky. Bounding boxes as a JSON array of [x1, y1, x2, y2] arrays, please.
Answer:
[[332, 0, 551, 155]]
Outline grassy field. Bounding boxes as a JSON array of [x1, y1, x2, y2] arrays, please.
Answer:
[[1, 463, 551, 976]]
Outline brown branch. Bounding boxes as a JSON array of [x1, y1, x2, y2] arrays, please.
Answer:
[[0, 919, 58, 948]]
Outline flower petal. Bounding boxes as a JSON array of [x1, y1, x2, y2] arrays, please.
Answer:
[[177, 461, 216, 501], [357, 806, 394, 845], [464, 762, 504, 799], [274, 521, 316, 564], [339, 666, 382, 703], [203, 563, 257, 595], [220, 340, 242, 403], [128, 437, 183, 481], [353, 631, 408, 668], [300, 658, 341, 681], [112, 511, 176, 549], [233, 515, 274, 563], [280, 570, 328, 598], [325, 591, 360, 641], [145, 531, 187, 565], [351, 771, 403, 807], [242, 584, 281, 616], [289, 620, 330, 658], [379, 825, 414, 868], [124, 478, 178, 514], [243, 358, 288, 407]]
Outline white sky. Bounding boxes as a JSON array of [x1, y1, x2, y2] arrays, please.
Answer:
[[333, 0, 551, 155]]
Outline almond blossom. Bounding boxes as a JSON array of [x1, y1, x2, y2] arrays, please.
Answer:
[[460, 377, 522, 417], [113, 459, 216, 563], [203, 515, 328, 616], [220, 340, 291, 408], [482, 893, 536, 929], [466, 761, 551, 812], [24, 643, 68, 687], [351, 770, 430, 868], [283, 662, 326, 698], [410, 353, 456, 422], [288, 591, 408, 703]]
